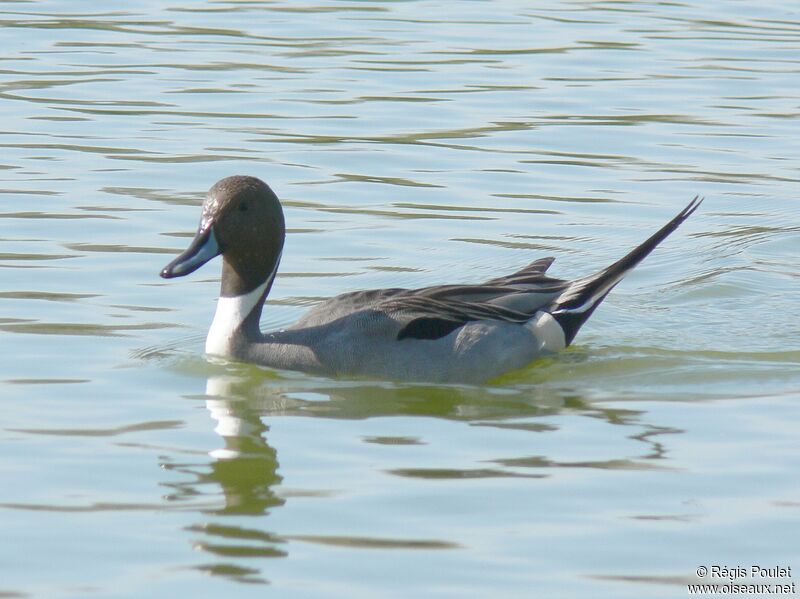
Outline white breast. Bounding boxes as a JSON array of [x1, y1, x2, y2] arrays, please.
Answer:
[[204, 280, 267, 355], [205, 253, 282, 356]]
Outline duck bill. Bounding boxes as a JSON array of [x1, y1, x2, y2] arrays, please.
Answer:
[[160, 227, 221, 278]]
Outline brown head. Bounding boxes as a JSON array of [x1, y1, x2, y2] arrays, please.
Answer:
[[160, 176, 286, 299]]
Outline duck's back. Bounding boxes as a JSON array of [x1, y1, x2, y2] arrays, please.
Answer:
[[289, 287, 408, 329], [289, 257, 567, 331]]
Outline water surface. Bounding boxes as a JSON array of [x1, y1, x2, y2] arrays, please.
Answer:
[[1, 1, 799, 597]]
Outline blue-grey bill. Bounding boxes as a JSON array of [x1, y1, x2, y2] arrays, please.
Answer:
[[160, 227, 221, 278]]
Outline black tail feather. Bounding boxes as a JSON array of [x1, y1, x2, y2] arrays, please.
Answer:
[[550, 196, 703, 345]]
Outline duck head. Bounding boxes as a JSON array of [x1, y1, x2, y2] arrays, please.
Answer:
[[161, 176, 285, 353], [161, 175, 285, 293]]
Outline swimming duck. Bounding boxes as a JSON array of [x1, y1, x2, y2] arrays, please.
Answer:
[[161, 176, 701, 383]]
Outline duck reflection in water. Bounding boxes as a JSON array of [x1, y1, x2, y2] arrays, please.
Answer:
[[202, 375, 285, 516], [166, 367, 681, 585], [160, 375, 288, 584]]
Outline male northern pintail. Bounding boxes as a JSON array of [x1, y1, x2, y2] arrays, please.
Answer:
[[161, 176, 701, 384]]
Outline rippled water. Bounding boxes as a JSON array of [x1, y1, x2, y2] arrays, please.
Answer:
[[1, 1, 799, 597]]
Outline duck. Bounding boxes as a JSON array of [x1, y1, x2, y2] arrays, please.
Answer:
[[161, 175, 701, 384]]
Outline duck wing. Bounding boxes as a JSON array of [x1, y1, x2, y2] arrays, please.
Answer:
[[291, 257, 567, 337], [380, 258, 569, 341]]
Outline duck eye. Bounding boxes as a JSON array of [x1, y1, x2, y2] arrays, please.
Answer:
[[239, 202, 248, 212]]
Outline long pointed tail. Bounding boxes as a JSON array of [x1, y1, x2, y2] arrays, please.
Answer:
[[549, 197, 703, 345]]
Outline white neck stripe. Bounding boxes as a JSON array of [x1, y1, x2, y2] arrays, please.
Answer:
[[205, 252, 281, 356]]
